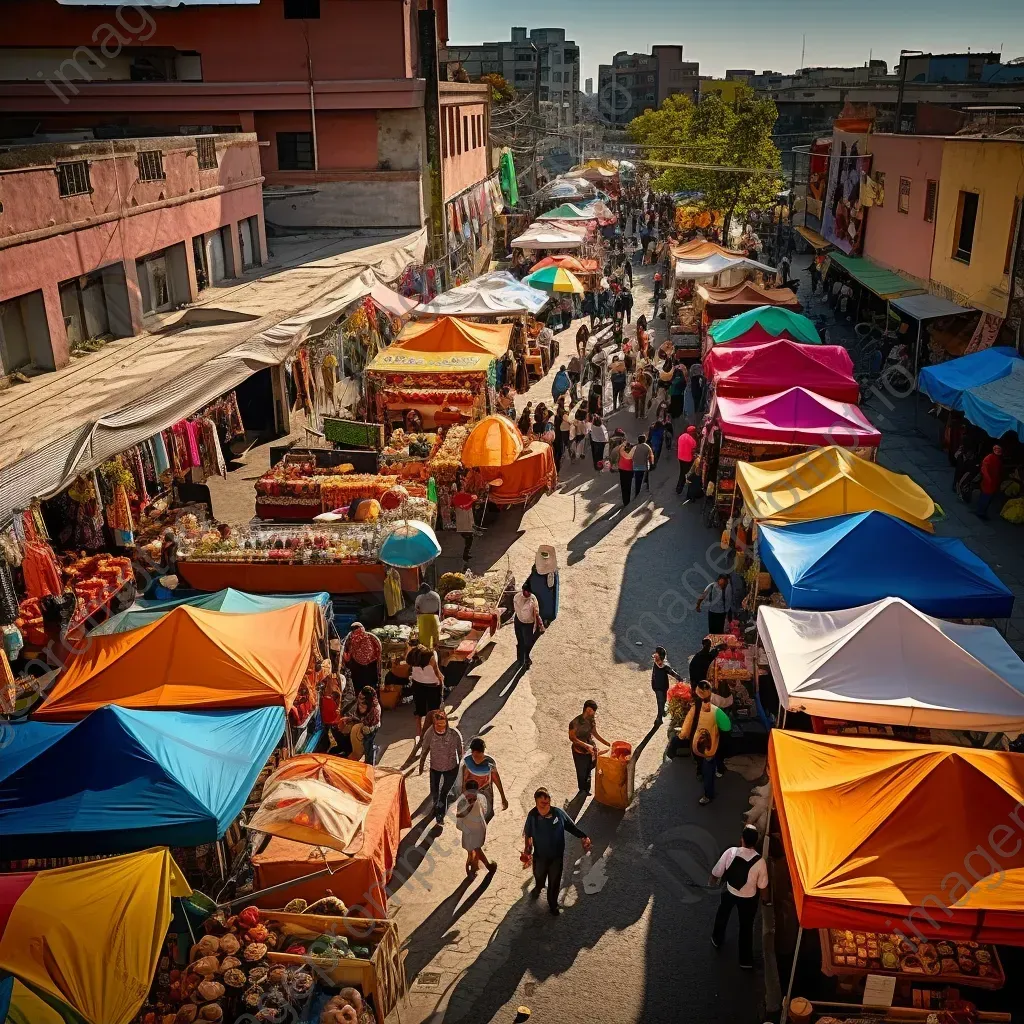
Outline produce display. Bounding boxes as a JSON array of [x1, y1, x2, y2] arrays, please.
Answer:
[[380, 431, 438, 462], [180, 524, 380, 565], [256, 462, 356, 499], [825, 929, 1004, 985], [379, 424, 469, 485]]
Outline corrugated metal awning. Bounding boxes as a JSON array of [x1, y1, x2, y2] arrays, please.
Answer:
[[891, 293, 974, 320]]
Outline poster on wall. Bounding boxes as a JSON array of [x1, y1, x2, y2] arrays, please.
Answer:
[[821, 131, 872, 255]]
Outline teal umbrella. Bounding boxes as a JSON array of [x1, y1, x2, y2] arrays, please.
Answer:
[[379, 521, 441, 568]]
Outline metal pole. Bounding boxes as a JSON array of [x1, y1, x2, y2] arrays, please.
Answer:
[[894, 55, 909, 134], [913, 317, 923, 429], [779, 925, 805, 1024]]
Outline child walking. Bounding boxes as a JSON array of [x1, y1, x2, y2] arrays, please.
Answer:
[[456, 780, 496, 875]]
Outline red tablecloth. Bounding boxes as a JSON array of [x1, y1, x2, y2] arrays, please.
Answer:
[[479, 441, 556, 506], [177, 561, 419, 594]]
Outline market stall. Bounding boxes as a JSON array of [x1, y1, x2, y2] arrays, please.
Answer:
[[0, 848, 189, 1024], [755, 512, 1015, 618], [0, 705, 285, 858], [735, 446, 936, 531], [770, 730, 1024, 1021], [537, 202, 601, 223], [176, 521, 422, 595], [364, 316, 514, 427], [697, 282, 802, 324], [475, 441, 557, 508], [706, 339, 859, 401], [699, 389, 880, 527], [509, 223, 588, 251], [412, 271, 549, 319], [917, 347, 1022, 412], [759, 597, 1024, 732], [961, 360, 1024, 443], [35, 602, 322, 719], [707, 305, 822, 348]]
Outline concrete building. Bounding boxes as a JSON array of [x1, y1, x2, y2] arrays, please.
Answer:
[[441, 27, 581, 125], [0, 133, 266, 375], [899, 52, 1024, 85], [699, 78, 744, 105], [0, 0, 491, 239], [597, 48, 698, 126]]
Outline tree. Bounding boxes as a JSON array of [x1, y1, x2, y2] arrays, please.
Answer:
[[479, 73, 515, 106], [628, 86, 782, 238]]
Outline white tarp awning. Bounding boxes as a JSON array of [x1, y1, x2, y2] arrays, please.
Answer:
[[891, 293, 974, 320], [510, 224, 587, 250], [758, 597, 1024, 731], [674, 253, 776, 278], [0, 229, 426, 524], [414, 271, 550, 317]]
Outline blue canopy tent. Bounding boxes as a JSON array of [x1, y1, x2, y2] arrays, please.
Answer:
[[0, 705, 285, 858], [961, 360, 1024, 443], [917, 347, 1021, 411], [757, 512, 1014, 619], [91, 587, 332, 635]]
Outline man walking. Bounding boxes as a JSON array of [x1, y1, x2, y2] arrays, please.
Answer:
[[696, 573, 733, 635], [976, 444, 1004, 519], [675, 425, 697, 494], [652, 272, 664, 316], [569, 699, 609, 794], [710, 825, 768, 969], [651, 646, 682, 724], [523, 788, 592, 916], [631, 433, 654, 497]]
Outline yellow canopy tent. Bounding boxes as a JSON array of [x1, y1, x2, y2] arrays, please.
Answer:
[[35, 603, 320, 719], [461, 415, 525, 468], [0, 848, 190, 1024], [736, 445, 935, 531], [366, 317, 513, 374]]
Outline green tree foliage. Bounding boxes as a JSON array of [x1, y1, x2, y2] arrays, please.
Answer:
[[479, 73, 516, 105], [628, 86, 782, 236]]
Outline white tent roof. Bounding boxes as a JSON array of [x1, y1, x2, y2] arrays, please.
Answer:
[[511, 223, 587, 250], [758, 597, 1024, 731], [675, 252, 776, 278], [414, 272, 550, 318], [891, 293, 974, 320]]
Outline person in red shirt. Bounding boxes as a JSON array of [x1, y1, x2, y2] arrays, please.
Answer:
[[320, 677, 342, 749], [676, 425, 698, 494], [976, 444, 1004, 519]]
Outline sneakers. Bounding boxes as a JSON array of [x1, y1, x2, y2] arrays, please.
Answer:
[[699, 796, 711, 806], [715, 770, 724, 779], [530, 886, 542, 900], [548, 906, 560, 916], [711, 937, 720, 950]]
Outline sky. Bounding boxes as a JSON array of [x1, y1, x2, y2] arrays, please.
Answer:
[[447, 0, 1024, 82]]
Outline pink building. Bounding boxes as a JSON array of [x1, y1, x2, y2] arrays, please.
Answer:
[[862, 134, 946, 283], [0, 134, 266, 374], [0, 0, 490, 234]]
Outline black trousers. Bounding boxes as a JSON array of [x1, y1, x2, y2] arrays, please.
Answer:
[[532, 853, 564, 910], [654, 688, 668, 722], [573, 749, 594, 792], [713, 890, 759, 967], [514, 618, 538, 666], [460, 532, 474, 564], [591, 440, 606, 469], [707, 611, 726, 635], [619, 469, 634, 505], [429, 767, 459, 823]]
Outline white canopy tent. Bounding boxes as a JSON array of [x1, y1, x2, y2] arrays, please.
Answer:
[[510, 223, 587, 251], [413, 271, 550, 318], [674, 252, 776, 279], [757, 597, 1024, 731]]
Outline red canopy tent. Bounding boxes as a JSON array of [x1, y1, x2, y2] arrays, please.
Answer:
[[715, 388, 880, 447], [706, 340, 859, 402]]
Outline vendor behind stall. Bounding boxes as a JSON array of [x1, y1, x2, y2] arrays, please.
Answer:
[[415, 582, 442, 649], [343, 622, 382, 693]]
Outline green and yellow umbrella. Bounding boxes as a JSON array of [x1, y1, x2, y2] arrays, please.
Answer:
[[524, 265, 585, 295]]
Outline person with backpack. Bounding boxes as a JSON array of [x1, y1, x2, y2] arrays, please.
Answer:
[[709, 825, 768, 969]]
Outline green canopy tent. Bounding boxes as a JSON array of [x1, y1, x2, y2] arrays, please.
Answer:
[[537, 203, 595, 221], [708, 306, 822, 346]]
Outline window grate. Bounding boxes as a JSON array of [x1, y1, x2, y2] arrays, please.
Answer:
[[56, 160, 91, 198], [924, 180, 938, 223], [196, 137, 218, 170], [138, 150, 165, 181], [277, 132, 314, 171]]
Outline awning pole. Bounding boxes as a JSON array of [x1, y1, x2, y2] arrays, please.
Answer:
[[779, 924, 804, 1024], [913, 317, 924, 431]]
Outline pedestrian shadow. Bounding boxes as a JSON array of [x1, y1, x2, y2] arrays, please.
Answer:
[[389, 815, 441, 889], [565, 504, 626, 565], [446, 662, 525, 741], [401, 875, 474, 984]]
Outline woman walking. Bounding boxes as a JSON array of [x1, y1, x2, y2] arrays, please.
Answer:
[[513, 580, 545, 669], [460, 736, 509, 813], [588, 414, 608, 469], [669, 364, 688, 420], [617, 439, 635, 505], [419, 710, 464, 828], [456, 780, 496, 874], [408, 643, 444, 743]]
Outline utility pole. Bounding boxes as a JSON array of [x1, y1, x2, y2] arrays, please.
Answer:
[[418, 1, 446, 263], [894, 49, 923, 134], [532, 41, 542, 191]]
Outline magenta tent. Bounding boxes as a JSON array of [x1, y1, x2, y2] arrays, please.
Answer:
[[706, 339, 859, 402], [716, 388, 881, 448]]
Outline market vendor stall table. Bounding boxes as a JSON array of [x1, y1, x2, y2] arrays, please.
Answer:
[[177, 560, 420, 595], [251, 768, 410, 915], [478, 441, 556, 506]]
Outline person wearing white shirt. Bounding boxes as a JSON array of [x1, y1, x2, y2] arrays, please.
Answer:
[[709, 825, 769, 969], [513, 580, 544, 669], [588, 415, 608, 470]]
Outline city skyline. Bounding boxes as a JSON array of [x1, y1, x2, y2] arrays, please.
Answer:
[[447, 0, 1024, 82]]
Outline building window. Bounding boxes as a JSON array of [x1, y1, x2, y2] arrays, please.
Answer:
[[898, 176, 911, 214], [564, 49, 575, 64], [441, 109, 448, 159], [137, 150, 165, 182], [1006, 196, 1022, 275], [924, 179, 938, 223], [953, 190, 980, 263], [283, 0, 320, 17], [276, 132, 314, 170], [450, 109, 458, 156], [471, 115, 477, 149], [55, 160, 91, 198], [196, 137, 218, 170], [477, 114, 483, 148], [463, 115, 469, 153]]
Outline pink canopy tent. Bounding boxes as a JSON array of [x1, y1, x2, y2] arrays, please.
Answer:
[[706, 339, 859, 402], [368, 281, 419, 318], [716, 388, 881, 447]]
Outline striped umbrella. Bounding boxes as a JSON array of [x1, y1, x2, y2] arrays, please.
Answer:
[[523, 265, 585, 295]]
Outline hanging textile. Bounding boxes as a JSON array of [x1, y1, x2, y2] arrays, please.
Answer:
[[384, 568, 405, 617], [0, 562, 19, 625], [0, 649, 15, 715], [151, 432, 171, 477], [22, 541, 62, 600]]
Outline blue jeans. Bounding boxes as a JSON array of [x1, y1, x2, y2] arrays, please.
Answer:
[[699, 756, 716, 800], [977, 491, 995, 517], [633, 469, 647, 497]]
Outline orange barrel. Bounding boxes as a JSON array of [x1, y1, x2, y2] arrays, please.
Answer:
[[595, 742, 636, 809]]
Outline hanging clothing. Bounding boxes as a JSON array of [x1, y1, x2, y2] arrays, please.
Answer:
[[22, 541, 62, 600], [0, 562, 20, 625]]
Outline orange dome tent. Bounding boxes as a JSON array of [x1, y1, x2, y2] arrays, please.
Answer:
[[461, 415, 525, 468]]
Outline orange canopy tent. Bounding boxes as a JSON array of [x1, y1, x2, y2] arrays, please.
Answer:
[[462, 415, 525, 468], [35, 603, 319, 719], [478, 440, 557, 506], [698, 282, 802, 321], [670, 239, 745, 262], [769, 730, 1024, 943], [267, 751, 375, 802], [391, 316, 512, 358], [252, 767, 411, 916]]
